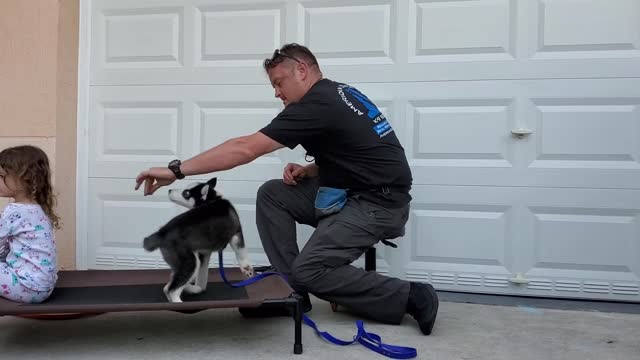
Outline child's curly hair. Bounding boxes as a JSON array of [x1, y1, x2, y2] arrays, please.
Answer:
[[0, 145, 61, 229]]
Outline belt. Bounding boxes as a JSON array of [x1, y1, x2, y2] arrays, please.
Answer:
[[349, 186, 410, 195]]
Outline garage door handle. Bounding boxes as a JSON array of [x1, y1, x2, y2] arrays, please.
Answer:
[[511, 128, 533, 139]]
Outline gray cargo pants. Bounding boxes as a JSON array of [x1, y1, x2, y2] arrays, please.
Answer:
[[256, 177, 411, 324]]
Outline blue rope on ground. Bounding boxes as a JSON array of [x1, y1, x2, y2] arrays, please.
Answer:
[[217, 251, 417, 359]]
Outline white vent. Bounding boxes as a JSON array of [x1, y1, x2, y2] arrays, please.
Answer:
[[430, 272, 455, 285], [96, 256, 171, 270], [95, 255, 115, 268], [527, 279, 553, 291], [555, 280, 580, 292], [457, 274, 482, 287], [484, 276, 509, 288], [135, 258, 160, 269], [405, 271, 430, 282], [114, 256, 138, 269], [612, 283, 640, 296], [584, 281, 610, 294]]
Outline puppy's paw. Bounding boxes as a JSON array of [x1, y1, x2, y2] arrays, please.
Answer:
[[165, 291, 183, 303], [241, 263, 254, 278], [184, 284, 203, 294]]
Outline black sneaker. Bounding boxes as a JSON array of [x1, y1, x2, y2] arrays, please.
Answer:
[[238, 292, 312, 318], [406, 282, 438, 335]]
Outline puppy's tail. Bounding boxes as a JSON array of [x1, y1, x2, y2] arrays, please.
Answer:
[[143, 234, 162, 252]]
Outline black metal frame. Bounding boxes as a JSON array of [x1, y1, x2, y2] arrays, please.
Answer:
[[259, 293, 304, 354], [250, 266, 303, 354], [364, 247, 377, 272]]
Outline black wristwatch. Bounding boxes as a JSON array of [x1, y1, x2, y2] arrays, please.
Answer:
[[168, 159, 185, 179]]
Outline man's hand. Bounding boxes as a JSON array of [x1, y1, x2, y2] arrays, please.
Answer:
[[135, 167, 177, 196], [283, 163, 307, 185]]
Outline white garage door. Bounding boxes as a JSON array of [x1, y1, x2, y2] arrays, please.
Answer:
[[78, 0, 640, 302]]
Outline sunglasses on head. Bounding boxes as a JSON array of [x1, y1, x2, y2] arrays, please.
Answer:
[[263, 49, 302, 69]]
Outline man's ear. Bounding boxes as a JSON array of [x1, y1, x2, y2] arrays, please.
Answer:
[[207, 177, 217, 188], [296, 62, 308, 80]]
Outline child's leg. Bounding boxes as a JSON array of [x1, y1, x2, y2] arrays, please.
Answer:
[[0, 264, 52, 303]]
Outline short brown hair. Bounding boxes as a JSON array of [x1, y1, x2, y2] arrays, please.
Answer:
[[263, 43, 320, 73]]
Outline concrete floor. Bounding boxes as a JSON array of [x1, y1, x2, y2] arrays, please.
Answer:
[[1, 296, 639, 360]]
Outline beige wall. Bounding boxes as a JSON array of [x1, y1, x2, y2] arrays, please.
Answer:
[[0, 0, 79, 269]]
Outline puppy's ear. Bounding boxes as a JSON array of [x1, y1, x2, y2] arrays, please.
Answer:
[[200, 184, 210, 198], [207, 177, 217, 188]]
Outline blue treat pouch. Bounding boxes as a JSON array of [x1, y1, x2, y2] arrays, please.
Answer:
[[315, 187, 348, 218]]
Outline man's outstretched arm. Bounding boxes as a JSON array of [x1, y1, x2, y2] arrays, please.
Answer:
[[181, 132, 284, 175], [135, 131, 284, 195]]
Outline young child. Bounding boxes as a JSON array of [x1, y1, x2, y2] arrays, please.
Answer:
[[0, 145, 60, 303]]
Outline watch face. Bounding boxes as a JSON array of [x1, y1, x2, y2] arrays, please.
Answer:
[[168, 160, 184, 178]]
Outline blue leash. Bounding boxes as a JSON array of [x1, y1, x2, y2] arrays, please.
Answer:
[[217, 251, 417, 359]]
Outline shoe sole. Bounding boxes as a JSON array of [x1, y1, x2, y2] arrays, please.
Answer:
[[424, 284, 439, 335]]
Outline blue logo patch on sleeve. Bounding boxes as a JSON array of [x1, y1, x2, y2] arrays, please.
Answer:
[[337, 84, 394, 138]]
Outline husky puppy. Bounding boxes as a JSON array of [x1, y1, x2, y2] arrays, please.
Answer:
[[143, 177, 254, 303]]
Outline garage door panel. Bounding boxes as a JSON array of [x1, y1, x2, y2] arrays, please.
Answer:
[[519, 189, 640, 300], [299, 0, 397, 65], [194, 3, 286, 67], [88, 95, 192, 179], [408, 98, 516, 166], [530, 0, 640, 60], [92, 5, 184, 70], [94, 102, 183, 164], [529, 209, 637, 271], [409, 0, 516, 62], [527, 98, 640, 171], [402, 186, 518, 289], [521, 85, 640, 188], [411, 206, 512, 267]]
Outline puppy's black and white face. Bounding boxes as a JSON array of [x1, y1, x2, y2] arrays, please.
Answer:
[[168, 177, 220, 208]]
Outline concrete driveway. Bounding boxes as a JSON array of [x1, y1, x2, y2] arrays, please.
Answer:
[[1, 295, 639, 360]]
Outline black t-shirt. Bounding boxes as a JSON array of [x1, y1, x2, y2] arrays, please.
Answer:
[[260, 78, 412, 207]]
